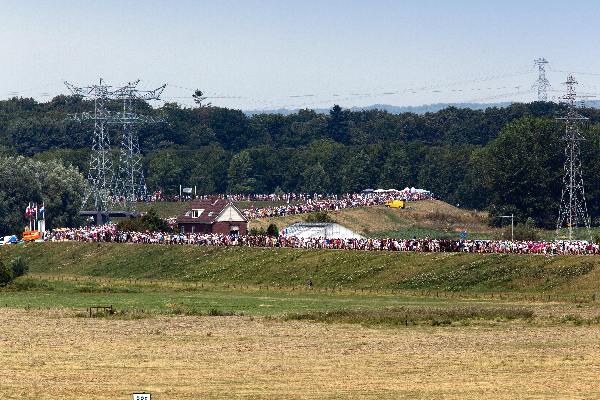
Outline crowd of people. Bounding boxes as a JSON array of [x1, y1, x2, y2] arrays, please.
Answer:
[[47, 225, 600, 256], [145, 191, 325, 203], [241, 190, 433, 220], [144, 188, 433, 204]]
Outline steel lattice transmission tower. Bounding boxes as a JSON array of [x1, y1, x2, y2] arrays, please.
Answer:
[[65, 79, 115, 212], [556, 75, 591, 240], [66, 79, 165, 212], [533, 58, 551, 101], [112, 81, 165, 206]]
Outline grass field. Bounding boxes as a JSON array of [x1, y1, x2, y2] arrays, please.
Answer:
[[3, 243, 600, 398], [5, 242, 600, 294], [3, 308, 600, 399], [250, 200, 499, 239]]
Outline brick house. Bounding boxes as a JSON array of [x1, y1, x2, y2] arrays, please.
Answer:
[[176, 198, 248, 235]]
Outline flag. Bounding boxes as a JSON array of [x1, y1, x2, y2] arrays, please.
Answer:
[[39, 204, 45, 220], [25, 204, 35, 217]]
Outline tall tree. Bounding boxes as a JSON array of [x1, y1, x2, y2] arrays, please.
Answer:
[[327, 105, 350, 144], [227, 151, 256, 194], [0, 156, 85, 235]]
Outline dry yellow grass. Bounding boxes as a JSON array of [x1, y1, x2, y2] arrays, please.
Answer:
[[1, 309, 600, 399], [250, 200, 493, 236]]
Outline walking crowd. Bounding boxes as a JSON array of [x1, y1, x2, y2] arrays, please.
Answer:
[[241, 190, 432, 220], [47, 225, 600, 256]]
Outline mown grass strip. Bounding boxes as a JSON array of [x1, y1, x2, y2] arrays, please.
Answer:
[[286, 306, 535, 327]]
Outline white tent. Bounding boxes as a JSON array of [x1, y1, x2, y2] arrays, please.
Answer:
[[282, 223, 364, 240]]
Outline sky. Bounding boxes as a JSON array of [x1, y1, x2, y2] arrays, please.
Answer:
[[2, 0, 600, 110]]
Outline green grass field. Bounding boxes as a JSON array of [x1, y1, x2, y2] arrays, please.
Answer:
[[1, 275, 465, 316], [4, 242, 600, 293], [1, 242, 600, 319]]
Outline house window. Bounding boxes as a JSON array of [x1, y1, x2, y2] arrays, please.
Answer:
[[192, 209, 204, 218]]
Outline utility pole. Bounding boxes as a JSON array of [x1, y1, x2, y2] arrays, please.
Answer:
[[533, 58, 551, 102], [556, 75, 591, 240]]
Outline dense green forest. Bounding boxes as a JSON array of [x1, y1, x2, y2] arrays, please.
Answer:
[[1, 96, 599, 228], [0, 156, 85, 234]]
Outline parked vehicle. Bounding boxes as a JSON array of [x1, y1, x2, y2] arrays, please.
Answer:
[[2, 235, 18, 245], [385, 200, 405, 209], [22, 230, 41, 242]]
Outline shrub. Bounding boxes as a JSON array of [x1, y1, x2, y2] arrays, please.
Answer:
[[0, 262, 13, 287], [305, 211, 335, 223], [207, 308, 236, 316], [266, 223, 279, 237], [249, 227, 266, 236], [510, 218, 539, 241], [11, 256, 28, 278], [117, 208, 170, 232]]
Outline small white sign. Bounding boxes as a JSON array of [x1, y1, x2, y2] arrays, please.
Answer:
[[133, 393, 151, 400]]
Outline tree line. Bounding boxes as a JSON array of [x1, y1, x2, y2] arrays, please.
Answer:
[[1, 95, 600, 228]]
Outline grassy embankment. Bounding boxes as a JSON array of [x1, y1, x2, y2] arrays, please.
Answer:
[[1, 242, 600, 318], [250, 199, 498, 239], [136, 199, 497, 239], [136, 199, 600, 240]]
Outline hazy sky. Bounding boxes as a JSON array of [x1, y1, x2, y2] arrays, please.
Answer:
[[2, 0, 600, 110]]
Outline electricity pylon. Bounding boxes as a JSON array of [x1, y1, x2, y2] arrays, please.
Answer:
[[533, 58, 551, 101], [65, 79, 114, 212], [65, 79, 165, 211], [556, 75, 591, 240], [111, 81, 165, 206]]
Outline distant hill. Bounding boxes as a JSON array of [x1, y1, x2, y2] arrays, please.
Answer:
[[245, 102, 514, 116], [245, 100, 600, 116]]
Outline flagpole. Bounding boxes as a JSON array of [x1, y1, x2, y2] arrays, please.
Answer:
[[40, 202, 45, 233]]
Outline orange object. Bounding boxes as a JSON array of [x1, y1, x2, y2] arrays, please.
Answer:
[[22, 230, 41, 241]]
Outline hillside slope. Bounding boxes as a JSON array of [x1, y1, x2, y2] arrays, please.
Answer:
[[251, 200, 496, 239], [3, 242, 599, 294]]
